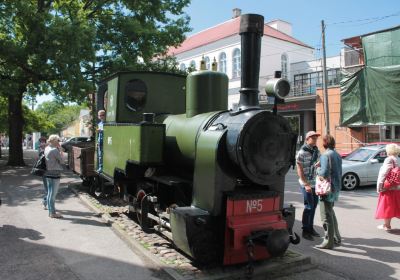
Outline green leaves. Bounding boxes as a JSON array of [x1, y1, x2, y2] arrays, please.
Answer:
[[36, 101, 86, 135], [1, 0, 192, 165], [2, 0, 191, 99]]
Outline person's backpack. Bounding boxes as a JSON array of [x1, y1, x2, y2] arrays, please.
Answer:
[[31, 153, 46, 176]]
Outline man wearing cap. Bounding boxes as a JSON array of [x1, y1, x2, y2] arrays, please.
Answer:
[[296, 131, 321, 241]]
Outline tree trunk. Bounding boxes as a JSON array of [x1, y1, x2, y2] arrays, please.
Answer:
[[7, 87, 25, 166]]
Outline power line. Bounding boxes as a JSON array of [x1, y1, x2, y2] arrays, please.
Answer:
[[326, 11, 400, 26]]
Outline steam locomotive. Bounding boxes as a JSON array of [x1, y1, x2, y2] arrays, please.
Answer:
[[86, 14, 299, 266]]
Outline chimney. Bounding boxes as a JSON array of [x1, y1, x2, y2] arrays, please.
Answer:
[[237, 14, 264, 110], [232, 8, 242, 18]]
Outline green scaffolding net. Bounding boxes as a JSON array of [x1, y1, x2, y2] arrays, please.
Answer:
[[340, 65, 400, 126], [340, 26, 400, 126]]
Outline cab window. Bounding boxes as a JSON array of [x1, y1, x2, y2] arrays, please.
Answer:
[[125, 79, 147, 112]]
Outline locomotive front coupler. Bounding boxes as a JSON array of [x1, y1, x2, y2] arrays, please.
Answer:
[[244, 228, 290, 278], [246, 229, 290, 257], [288, 230, 300, 245], [282, 205, 300, 245]]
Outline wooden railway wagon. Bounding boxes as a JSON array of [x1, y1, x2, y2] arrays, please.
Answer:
[[69, 143, 96, 181]]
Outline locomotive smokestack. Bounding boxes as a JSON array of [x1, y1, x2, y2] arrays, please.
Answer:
[[238, 14, 264, 110]]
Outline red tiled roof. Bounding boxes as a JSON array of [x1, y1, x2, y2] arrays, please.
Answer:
[[167, 17, 312, 56]]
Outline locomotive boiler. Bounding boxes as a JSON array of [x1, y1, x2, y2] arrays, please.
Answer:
[[94, 14, 299, 266]]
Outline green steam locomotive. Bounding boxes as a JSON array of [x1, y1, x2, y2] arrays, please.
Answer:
[[90, 14, 299, 266]]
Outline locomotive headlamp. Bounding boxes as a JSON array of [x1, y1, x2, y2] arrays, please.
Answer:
[[265, 78, 291, 100]]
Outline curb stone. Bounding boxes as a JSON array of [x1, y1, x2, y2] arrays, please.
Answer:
[[68, 183, 313, 280]]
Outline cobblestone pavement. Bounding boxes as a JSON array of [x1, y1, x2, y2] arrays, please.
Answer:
[[68, 183, 311, 280]]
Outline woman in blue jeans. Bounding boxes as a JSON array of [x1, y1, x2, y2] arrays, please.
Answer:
[[44, 135, 64, 218]]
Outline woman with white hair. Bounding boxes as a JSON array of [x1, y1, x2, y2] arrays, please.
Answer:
[[375, 143, 400, 231], [44, 134, 64, 218]]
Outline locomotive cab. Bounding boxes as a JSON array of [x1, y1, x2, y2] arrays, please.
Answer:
[[96, 72, 186, 178]]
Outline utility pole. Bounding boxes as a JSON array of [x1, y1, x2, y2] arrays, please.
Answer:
[[321, 20, 330, 135]]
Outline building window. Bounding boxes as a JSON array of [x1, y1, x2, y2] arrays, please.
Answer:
[[232, 48, 241, 78], [327, 69, 340, 86], [292, 69, 341, 96], [204, 56, 210, 70], [281, 54, 288, 78], [219, 52, 227, 73], [382, 125, 400, 140], [179, 63, 186, 71]]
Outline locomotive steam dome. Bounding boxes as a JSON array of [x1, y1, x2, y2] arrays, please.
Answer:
[[225, 110, 294, 185]]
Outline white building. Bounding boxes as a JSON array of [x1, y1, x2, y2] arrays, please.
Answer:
[[168, 9, 314, 109], [290, 55, 341, 96], [285, 55, 341, 142]]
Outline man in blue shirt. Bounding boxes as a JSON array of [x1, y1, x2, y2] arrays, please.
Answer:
[[296, 131, 321, 241], [97, 110, 105, 172]]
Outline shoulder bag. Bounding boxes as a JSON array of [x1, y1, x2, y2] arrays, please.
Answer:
[[383, 157, 400, 189], [31, 153, 46, 177], [315, 155, 332, 196]]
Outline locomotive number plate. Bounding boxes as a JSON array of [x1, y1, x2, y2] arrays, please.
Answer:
[[227, 196, 280, 216], [246, 199, 263, 213]]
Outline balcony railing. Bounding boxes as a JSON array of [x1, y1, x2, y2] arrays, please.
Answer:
[[289, 84, 319, 97]]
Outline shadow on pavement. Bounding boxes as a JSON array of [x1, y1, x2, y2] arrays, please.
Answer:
[[334, 237, 400, 264], [58, 209, 111, 228], [0, 224, 165, 280], [287, 230, 399, 280]]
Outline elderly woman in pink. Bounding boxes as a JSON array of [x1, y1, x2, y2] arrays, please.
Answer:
[[375, 143, 400, 231]]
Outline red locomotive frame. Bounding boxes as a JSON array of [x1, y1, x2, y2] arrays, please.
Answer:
[[224, 194, 288, 264]]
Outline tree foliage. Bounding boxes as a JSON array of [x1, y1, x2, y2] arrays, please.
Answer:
[[35, 101, 65, 117], [1, 97, 54, 134], [36, 101, 84, 135], [23, 105, 53, 134], [0, 0, 191, 165]]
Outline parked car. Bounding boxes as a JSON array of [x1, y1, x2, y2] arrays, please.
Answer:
[[341, 144, 399, 190], [339, 151, 352, 158], [61, 137, 92, 152], [339, 142, 397, 158]]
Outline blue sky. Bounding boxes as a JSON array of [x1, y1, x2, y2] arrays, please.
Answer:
[[184, 0, 400, 57], [36, 0, 400, 106]]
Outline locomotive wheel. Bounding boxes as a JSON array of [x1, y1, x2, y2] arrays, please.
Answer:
[[135, 190, 152, 233], [89, 176, 101, 197], [81, 176, 92, 187], [114, 181, 125, 199]]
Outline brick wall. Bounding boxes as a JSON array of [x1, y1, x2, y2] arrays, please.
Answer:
[[316, 86, 366, 154]]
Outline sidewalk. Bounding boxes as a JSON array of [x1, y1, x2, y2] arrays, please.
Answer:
[[0, 149, 167, 280]]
